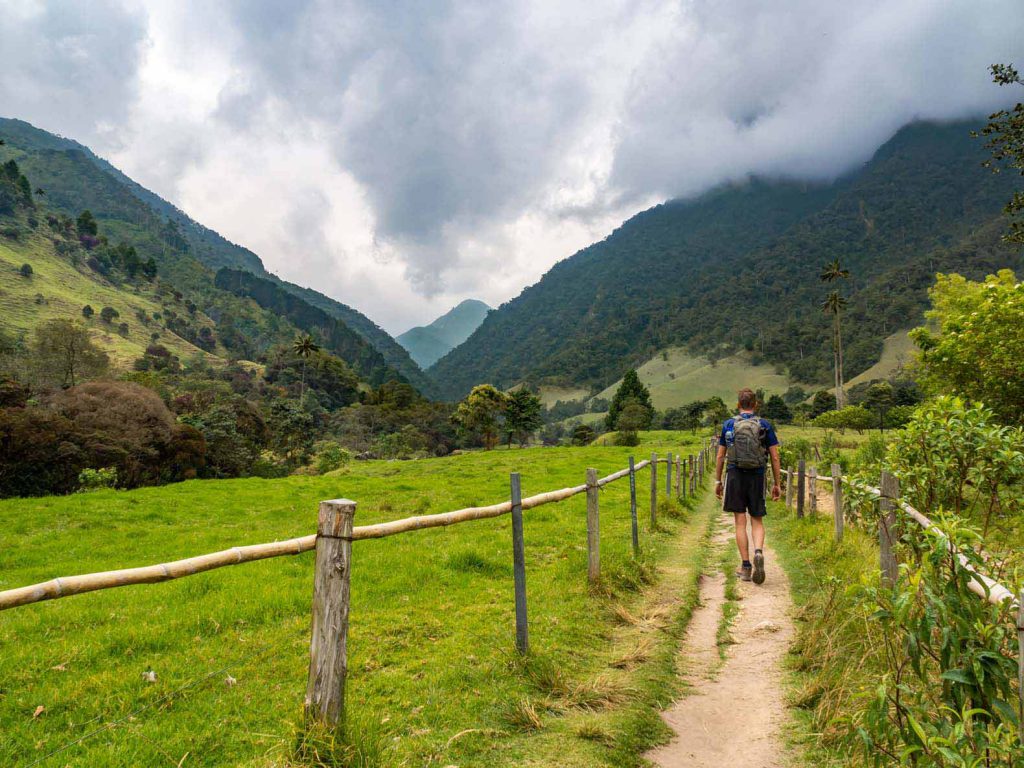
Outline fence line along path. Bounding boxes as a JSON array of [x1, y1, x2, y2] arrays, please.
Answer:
[[1, 438, 718, 732]]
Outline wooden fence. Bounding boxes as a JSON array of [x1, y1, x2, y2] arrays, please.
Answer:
[[0, 438, 718, 732], [780, 462, 1024, 740]]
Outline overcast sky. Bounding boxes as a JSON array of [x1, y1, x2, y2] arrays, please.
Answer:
[[1, 1, 1022, 334]]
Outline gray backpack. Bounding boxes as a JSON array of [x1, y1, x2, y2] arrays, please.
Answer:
[[728, 416, 766, 469]]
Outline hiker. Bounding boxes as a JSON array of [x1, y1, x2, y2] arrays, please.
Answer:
[[714, 388, 782, 584]]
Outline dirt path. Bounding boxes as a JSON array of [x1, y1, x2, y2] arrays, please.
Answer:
[[645, 519, 797, 768]]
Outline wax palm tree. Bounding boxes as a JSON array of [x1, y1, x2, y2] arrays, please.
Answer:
[[821, 287, 848, 409], [292, 334, 320, 400]]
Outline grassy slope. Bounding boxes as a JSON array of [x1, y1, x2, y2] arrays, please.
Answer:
[[0, 233, 214, 368], [0, 433, 715, 767], [538, 385, 591, 407], [595, 347, 807, 410], [843, 329, 916, 389]]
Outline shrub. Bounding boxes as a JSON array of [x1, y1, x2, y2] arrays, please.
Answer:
[[19, 263, 32, 277], [778, 436, 812, 469], [0, 407, 87, 496], [99, 306, 119, 323], [82, 304, 94, 319], [314, 441, 352, 474], [78, 467, 118, 491], [813, 405, 873, 434]]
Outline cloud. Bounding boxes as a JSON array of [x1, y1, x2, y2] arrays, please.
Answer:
[[1, 0, 1022, 332], [0, 0, 147, 149]]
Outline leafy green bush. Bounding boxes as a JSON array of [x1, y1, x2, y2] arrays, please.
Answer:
[[885, 396, 1024, 535], [813, 405, 873, 434], [779, 436, 812, 470], [313, 441, 351, 474], [78, 467, 118, 491]]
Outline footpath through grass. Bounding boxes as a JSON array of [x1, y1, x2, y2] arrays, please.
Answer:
[[0, 432, 715, 767]]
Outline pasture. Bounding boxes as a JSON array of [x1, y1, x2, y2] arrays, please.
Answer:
[[0, 433, 714, 767]]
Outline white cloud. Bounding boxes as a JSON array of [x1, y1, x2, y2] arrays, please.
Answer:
[[0, 0, 1021, 333]]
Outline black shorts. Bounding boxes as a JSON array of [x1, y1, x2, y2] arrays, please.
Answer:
[[723, 468, 767, 517]]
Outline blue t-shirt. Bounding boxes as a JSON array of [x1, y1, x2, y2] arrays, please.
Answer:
[[719, 412, 779, 474]]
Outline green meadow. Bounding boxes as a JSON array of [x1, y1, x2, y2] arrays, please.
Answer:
[[0, 432, 716, 767]]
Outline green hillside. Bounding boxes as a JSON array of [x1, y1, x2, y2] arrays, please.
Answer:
[[432, 120, 1024, 400], [400, 298, 491, 368], [0, 117, 431, 393], [0, 233, 214, 368], [594, 347, 801, 411]]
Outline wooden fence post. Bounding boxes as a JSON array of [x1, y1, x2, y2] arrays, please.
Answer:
[[629, 457, 639, 555], [808, 466, 817, 515], [650, 453, 658, 528], [1017, 589, 1023, 746], [675, 455, 681, 499], [879, 471, 899, 587], [510, 473, 528, 655], [689, 455, 695, 494], [785, 467, 793, 510], [586, 468, 600, 584], [796, 460, 806, 519], [831, 464, 844, 544], [665, 453, 672, 497], [306, 498, 356, 731]]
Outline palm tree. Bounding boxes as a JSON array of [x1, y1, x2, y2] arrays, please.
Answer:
[[292, 334, 320, 400], [820, 260, 850, 407]]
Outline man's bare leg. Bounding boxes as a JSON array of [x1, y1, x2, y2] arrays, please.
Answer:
[[750, 515, 766, 584], [750, 515, 765, 551], [734, 512, 750, 562]]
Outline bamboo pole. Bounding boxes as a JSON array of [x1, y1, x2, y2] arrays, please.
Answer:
[[305, 499, 355, 730]]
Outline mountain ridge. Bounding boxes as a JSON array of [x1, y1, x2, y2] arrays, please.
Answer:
[[0, 117, 434, 394], [398, 298, 490, 368], [430, 119, 1023, 400]]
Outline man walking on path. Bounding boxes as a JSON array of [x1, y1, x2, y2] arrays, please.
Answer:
[[715, 388, 782, 584]]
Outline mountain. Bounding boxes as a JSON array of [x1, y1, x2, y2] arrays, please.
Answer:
[[398, 299, 491, 368], [431, 120, 1024, 400], [0, 117, 434, 395]]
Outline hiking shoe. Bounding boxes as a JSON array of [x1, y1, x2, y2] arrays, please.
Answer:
[[736, 564, 752, 582], [752, 551, 765, 585]]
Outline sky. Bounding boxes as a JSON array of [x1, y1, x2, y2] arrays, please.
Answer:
[[1, 1, 1022, 334]]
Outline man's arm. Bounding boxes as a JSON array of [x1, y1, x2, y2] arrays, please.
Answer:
[[715, 444, 727, 498], [769, 445, 782, 500]]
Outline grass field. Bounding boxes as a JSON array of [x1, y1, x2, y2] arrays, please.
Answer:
[[536, 385, 591, 408], [844, 329, 916, 389], [594, 347, 809, 412], [0, 233, 213, 368], [0, 432, 717, 767]]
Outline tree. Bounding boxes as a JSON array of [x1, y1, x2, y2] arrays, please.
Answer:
[[81, 304, 94, 319], [820, 259, 850, 408], [504, 388, 543, 447], [911, 270, 1024, 426], [703, 395, 729, 427], [760, 394, 792, 423], [809, 389, 835, 418], [31, 319, 109, 388], [291, 334, 320, 400], [99, 306, 119, 323], [454, 384, 509, 449], [975, 63, 1024, 242], [813, 405, 874, 434], [19, 263, 32, 278], [864, 381, 895, 433], [606, 369, 653, 430], [571, 423, 595, 446], [76, 210, 98, 237], [782, 385, 807, 405], [615, 402, 649, 446]]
